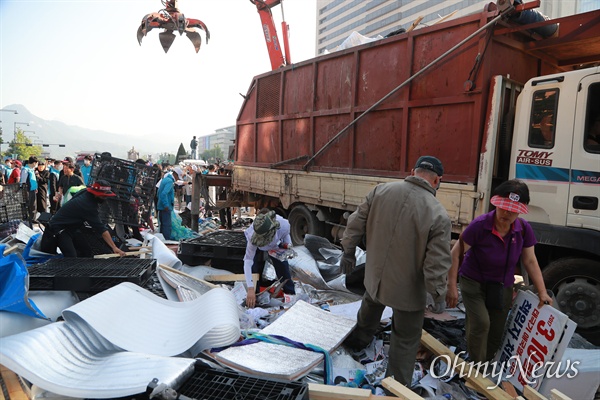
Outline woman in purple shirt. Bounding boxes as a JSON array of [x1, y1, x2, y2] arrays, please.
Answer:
[[446, 180, 553, 363]]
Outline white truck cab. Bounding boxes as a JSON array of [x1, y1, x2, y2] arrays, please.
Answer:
[[510, 67, 600, 331]]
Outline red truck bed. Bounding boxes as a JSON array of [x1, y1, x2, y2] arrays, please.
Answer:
[[236, 7, 600, 185]]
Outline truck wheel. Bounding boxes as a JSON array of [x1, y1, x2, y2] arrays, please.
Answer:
[[288, 205, 325, 245], [543, 258, 600, 330]]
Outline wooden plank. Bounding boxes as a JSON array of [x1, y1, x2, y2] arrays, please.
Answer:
[[158, 264, 219, 288], [0, 366, 28, 400], [382, 377, 424, 399], [433, 10, 459, 25], [523, 385, 549, 400], [549, 389, 572, 400], [420, 330, 513, 400], [205, 273, 259, 282], [406, 16, 424, 33], [502, 381, 519, 398], [93, 250, 147, 259], [2, 245, 18, 256], [308, 383, 371, 400], [205, 273, 259, 288]]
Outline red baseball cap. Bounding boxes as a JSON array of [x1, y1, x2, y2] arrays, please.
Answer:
[[87, 180, 116, 197]]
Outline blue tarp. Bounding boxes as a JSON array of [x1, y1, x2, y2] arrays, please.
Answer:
[[0, 252, 48, 319], [22, 233, 63, 266]]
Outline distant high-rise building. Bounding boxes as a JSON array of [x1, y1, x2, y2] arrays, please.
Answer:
[[197, 125, 236, 157], [577, 0, 600, 12], [315, 0, 598, 55]]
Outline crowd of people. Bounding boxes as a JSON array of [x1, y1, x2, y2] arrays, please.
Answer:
[[0, 155, 90, 221]]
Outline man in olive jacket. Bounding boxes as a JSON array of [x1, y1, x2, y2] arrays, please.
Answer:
[[341, 156, 451, 386]]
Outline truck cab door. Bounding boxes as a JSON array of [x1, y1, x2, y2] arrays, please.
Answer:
[[512, 79, 571, 225], [568, 75, 600, 231]]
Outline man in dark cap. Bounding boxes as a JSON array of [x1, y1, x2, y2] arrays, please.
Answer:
[[59, 156, 83, 179], [340, 155, 451, 387], [243, 208, 295, 308], [35, 160, 50, 214], [40, 180, 126, 257]]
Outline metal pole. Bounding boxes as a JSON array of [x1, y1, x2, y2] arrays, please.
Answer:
[[302, 6, 513, 170]]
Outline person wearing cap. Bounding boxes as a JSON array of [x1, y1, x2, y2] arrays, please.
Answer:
[[243, 208, 295, 308], [7, 160, 22, 184], [59, 156, 83, 180], [40, 180, 126, 258], [340, 155, 451, 386], [156, 166, 183, 240], [80, 155, 93, 185], [57, 163, 84, 205], [35, 160, 50, 214], [446, 179, 552, 363]]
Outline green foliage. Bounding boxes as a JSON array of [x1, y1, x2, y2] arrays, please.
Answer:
[[4, 130, 42, 159], [158, 152, 176, 165], [200, 145, 224, 163]]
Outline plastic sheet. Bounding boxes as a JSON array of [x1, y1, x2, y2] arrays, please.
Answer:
[[170, 210, 200, 241], [0, 253, 47, 319]]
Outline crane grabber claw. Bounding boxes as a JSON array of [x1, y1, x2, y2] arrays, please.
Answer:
[[136, 0, 210, 53]]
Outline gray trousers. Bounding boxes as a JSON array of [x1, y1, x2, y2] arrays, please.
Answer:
[[345, 290, 424, 386], [460, 276, 513, 363]]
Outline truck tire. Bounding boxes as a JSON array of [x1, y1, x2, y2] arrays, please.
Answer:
[[543, 258, 600, 330], [288, 205, 325, 245]]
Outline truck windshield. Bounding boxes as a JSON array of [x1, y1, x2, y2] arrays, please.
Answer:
[[528, 89, 559, 149]]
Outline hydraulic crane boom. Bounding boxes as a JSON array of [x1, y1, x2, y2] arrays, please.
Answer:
[[251, 0, 291, 70]]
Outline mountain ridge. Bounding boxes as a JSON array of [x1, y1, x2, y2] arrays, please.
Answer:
[[1, 104, 179, 160]]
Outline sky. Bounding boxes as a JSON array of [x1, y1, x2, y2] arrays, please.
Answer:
[[0, 0, 319, 146]]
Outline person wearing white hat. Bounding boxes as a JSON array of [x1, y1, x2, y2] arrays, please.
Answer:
[[157, 167, 182, 240]]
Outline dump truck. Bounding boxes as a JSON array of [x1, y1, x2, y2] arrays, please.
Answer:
[[230, 2, 600, 334]]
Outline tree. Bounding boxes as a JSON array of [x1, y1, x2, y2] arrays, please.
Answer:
[[5, 129, 42, 160], [200, 145, 224, 163], [158, 152, 176, 165], [176, 143, 187, 163]]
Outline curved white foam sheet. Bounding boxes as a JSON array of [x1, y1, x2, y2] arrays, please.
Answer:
[[62, 283, 240, 356], [0, 321, 196, 398]]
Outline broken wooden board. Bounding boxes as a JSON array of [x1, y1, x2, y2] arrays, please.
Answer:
[[382, 376, 424, 399], [420, 330, 513, 400], [0, 365, 28, 400]]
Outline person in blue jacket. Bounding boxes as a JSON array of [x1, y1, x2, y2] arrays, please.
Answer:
[[80, 155, 93, 185], [157, 167, 182, 240]]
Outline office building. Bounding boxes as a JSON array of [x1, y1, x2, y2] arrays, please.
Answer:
[[198, 125, 236, 154], [316, 0, 597, 55]]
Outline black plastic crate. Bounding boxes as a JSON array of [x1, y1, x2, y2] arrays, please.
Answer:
[[0, 183, 29, 226], [177, 231, 246, 272], [28, 258, 156, 292], [177, 364, 307, 400], [89, 154, 159, 227], [144, 272, 167, 299]]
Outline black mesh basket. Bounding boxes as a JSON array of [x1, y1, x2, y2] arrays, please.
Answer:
[[177, 231, 247, 271], [176, 364, 308, 400], [28, 258, 156, 292], [89, 154, 159, 227], [0, 183, 29, 236]]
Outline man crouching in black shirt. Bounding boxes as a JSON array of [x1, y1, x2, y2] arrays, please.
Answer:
[[41, 180, 126, 258]]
